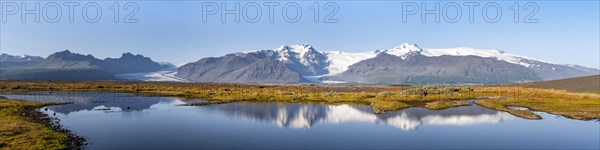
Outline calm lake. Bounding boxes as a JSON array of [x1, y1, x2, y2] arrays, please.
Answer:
[[2, 91, 599, 149]]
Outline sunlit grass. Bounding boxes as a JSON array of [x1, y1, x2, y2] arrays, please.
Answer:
[[424, 101, 470, 110], [475, 100, 541, 120], [371, 101, 411, 113], [0, 99, 70, 150], [475, 88, 600, 120]]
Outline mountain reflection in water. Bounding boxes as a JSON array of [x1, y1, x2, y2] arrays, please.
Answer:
[[212, 103, 513, 131], [0, 91, 513, 131], [2, 91, 598, 149]]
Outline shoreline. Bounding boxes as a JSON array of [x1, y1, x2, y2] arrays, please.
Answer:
[[0, 99, 85, 149], [25, 103, 86, 149]]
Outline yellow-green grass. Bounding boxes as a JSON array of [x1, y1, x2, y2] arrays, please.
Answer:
[[425, 101, 470, 110], [1, 81, 598, 120], [0, 80, 476, 105], [474, 87, 600, 120], [0, 99, 70, 149], [475, 100, 541, 120], [371, 101, 411, 114]]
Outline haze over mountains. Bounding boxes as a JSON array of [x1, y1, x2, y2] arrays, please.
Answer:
[[1, 43, 598, 84], [0, 53, 44, 62], [0, 50, 174, 80]]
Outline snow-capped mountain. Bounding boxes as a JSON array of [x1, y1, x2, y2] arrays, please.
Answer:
[[2, 44, 595, 83], [387, 44, 548, 68], [326, 43, 566, 76], [176, 43, 599, 84], [342, 43, 598, 82], [268, 44, 329, 75]]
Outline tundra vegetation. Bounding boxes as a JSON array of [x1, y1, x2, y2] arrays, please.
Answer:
[[1, 81, 598, 120], [0, 99, 83, 149], [1, 81, 598, 149]]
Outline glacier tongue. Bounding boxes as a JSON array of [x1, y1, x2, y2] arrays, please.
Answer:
[[323, 51, 379, 75], [115, 71, 189, 82]]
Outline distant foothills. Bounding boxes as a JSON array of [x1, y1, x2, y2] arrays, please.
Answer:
[[1, 43, 598, 85]]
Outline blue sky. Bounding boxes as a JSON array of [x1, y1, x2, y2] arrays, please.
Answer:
[[1, 1, 599, 68]]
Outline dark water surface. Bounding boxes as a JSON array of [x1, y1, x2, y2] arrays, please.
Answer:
[[2, 91, 599, 149]]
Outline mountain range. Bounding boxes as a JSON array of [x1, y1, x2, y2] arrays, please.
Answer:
[[0, 53, 44, 62], [0, 51, 174, 80], [176, 43, 599, 84], [1, 43, 598, 84]]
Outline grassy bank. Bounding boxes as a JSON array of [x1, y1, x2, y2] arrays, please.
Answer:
[[474, 87, 600, 120], [424, 100, 470, 110], [0, 99, 83, 149], [475, 100, 541, 120], [0, 81, 477, 113], [0, 81, 598, 120], [499, 75, 600, 120]]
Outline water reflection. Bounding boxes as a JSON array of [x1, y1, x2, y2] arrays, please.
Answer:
[[0, 91, 203, 114], [1, 91, 598, 149], [1, 91, 513, 131], [1, 91, 172, 113], [212, 103, 513, 130]]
